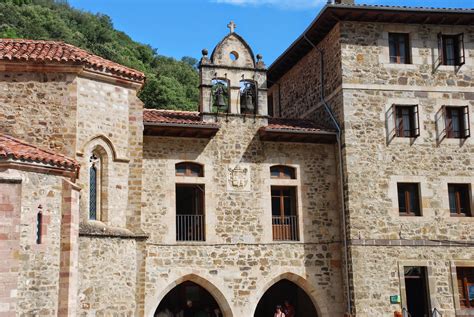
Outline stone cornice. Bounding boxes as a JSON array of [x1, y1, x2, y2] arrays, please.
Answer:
[[0, 61, 143, 89], [79, 221, 149, 240], [0, 160, 78, 181], [350, 239, 474, 247]]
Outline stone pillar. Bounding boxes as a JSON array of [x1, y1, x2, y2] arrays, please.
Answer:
[[57, 179, 81, 317], [0, 178, 22, 317]]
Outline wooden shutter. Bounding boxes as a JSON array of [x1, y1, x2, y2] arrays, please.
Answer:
[[458, 270, 467, 308], [386, 105, 396, 142], [437, 33, 444, 66], [435, 106, 447, 143], [462, 105, 470, 138], [412, 105, 420, 138], [457, 33, 465, 66]]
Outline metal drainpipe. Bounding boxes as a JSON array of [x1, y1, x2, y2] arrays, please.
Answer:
[[303, 34, 352, 316]]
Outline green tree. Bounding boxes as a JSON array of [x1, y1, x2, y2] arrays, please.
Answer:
[[0, 0, 199, 110]]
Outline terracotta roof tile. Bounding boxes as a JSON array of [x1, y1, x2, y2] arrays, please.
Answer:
[[0, 134, 78, 170], [0, 39, 145, 82], [144, 109, 219, 127], [266, 117, 335, 133], [144, 109, 334, 133]]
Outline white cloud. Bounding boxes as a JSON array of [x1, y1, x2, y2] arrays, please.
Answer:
[[213, 0, 325, 10]]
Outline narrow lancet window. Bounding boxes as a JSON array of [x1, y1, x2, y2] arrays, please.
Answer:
[[36, 206, 43, 244], [89, 154, 99, 220]]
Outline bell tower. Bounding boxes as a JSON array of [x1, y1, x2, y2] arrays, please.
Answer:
[[199, 21, 267, 121]]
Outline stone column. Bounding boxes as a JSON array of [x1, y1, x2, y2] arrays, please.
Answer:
[[0, 178, 22, 317], [58, 179, 81, 317]]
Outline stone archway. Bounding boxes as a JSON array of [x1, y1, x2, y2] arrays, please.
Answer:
[[149, 274, 233, 317], [253, 273, 322, 317]]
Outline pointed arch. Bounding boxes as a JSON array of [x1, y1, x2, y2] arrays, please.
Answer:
[[253, 272, 323, 317], [78, 134, 129, 163], [147, 274, 233, 317]]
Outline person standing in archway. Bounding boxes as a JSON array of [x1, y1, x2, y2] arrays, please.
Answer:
[[274, 305, 285, 317], [283, 300, 295, 317], [183, 300, 194, 317]]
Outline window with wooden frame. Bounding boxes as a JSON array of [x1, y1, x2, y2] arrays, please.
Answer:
[[398, 183, 421, 216], [438, 33, 465, 66], [175, 162, 204, 177], [270, 165, 296, 179], [448, 184, 471, 217], [389, 33, 411, 64], [456, 267, 474, 310], [394, 105, 420, 138], [271, 186, 298, 241], [445, 106, 470, 139]]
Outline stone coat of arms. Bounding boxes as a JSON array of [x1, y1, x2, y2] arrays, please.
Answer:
[[227, 164, 251, 192]]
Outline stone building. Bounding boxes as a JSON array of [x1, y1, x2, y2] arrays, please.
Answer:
[[0, 2, 473, 317], [268, 2, 474, 317]]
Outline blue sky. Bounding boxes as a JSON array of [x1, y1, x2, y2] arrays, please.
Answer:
[[69, 0, 473, 65]]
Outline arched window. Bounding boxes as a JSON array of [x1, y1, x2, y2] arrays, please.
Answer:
[[89, 153, 101, 220], [240, 80, 257, 114], [270, 165, 296, 179], [175, 162, 204, 177]]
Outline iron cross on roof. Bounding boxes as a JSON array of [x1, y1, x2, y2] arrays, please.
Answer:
[[227, 21, 236, 33]]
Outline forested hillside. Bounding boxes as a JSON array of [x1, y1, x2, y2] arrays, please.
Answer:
[[0, 0, 199, 110]]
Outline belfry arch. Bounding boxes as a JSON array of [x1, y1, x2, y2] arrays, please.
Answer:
[[253, 273, 322, 317], [150, 274, 233, 317]]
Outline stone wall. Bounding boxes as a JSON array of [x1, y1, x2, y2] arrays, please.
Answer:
[[77, 236, 138, 316], [142, 116, 344, 316], [0, 177, 21, 316], [75, 76, 137, 228], [339, 22, 474, 316], [350, 245, 474, 317], [267, 24, 343, 124], [0, 168, 65, 316], [0, 68, 144, 316], [0, 72, 77, 157], [73, 77, 145, 315], [271, 19, 474, 317]]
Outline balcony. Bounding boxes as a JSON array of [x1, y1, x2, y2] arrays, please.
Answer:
[[176, 214, 205, 241], [272, 215, 299, 241]]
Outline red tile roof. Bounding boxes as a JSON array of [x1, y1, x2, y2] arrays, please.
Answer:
[[0, 134, 78, 170], [267, 117, 335, 133], [144, 109, 334, 133], [144, 109, 219, 127], [0, 39, 145, 82]]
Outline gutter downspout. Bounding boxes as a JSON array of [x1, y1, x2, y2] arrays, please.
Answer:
[[303, 34, 352, 316]]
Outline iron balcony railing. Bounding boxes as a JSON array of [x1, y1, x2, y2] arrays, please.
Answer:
[[176, 214, 205, 241], [272, 216, 299, 241]]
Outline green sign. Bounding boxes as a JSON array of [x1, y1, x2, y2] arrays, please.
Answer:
[[390, 295, 401, 304]]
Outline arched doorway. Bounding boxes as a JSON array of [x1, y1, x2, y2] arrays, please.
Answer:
[[154, 281, 223, 317], [254, 279, 318, 317]]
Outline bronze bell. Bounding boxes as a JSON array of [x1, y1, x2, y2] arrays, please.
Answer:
[[214, 86, 227, 110], [215, 92, 226, 108], [245, 92, 254, 112]]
